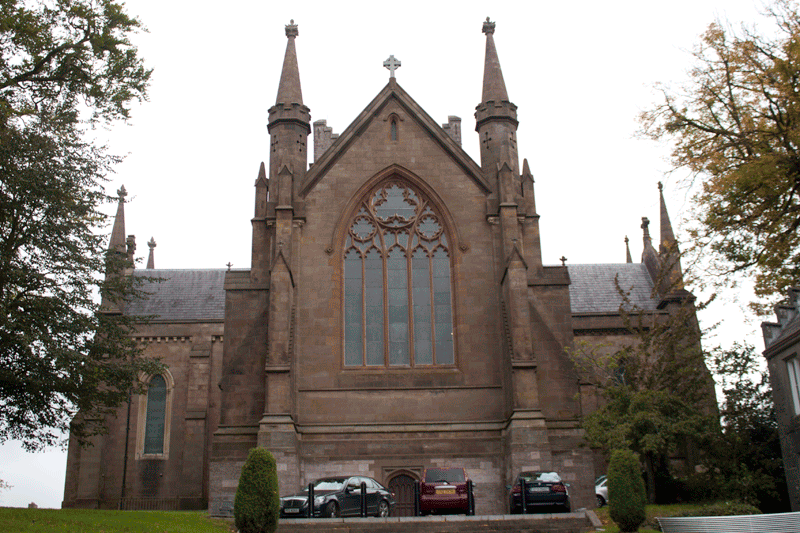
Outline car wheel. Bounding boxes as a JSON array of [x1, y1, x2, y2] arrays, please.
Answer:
[[376, 499, 390, 517], [324, 501, 339, 518], [596, 495, 606, 507], [562, 501, 571, 513]]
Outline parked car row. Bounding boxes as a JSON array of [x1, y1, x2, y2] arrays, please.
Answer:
[[279, 467, 580, 518]]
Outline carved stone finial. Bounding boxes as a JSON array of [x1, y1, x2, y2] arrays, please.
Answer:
[[560, 256, 567, 266], [658, 181, 663, 192], [226, 262, 233, 271], [624, 235, 629, 244], [641, 216, 651, 237], [383, 55, 401, 78], [117, 185, 127, 200], [483, 17, 495, 35], [285, 19, 298, 38], [148, 237, 156, 250]]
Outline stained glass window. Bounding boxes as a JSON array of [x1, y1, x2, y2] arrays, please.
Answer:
[[344, 181, 454, 367]]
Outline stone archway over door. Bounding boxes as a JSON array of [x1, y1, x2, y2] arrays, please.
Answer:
[[388, 473, 417, 516]]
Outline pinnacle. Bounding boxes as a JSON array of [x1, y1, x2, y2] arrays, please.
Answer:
[[276, 20, 303, 105], [481, 18, 509, 103]]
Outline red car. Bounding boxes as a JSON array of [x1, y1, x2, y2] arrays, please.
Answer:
[[419, 467, 473, 515]]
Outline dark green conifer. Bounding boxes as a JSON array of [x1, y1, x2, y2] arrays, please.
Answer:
[[609, 448, 647, 532], [234, 448, 280, 533]]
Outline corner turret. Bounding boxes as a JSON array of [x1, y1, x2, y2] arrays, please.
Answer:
[[475, 18, 520, 187], [267, 20, 310, 208]]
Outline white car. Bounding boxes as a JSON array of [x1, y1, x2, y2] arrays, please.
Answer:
[[595, 477, 609, 507]]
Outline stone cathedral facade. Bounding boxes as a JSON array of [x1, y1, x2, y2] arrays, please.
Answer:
[[63, 20, 697, 515]]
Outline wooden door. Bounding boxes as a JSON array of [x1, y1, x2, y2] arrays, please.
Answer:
[[388, 474, 417, 517]]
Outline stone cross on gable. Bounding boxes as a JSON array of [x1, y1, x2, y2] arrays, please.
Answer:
[[383, 55, 401, 78]]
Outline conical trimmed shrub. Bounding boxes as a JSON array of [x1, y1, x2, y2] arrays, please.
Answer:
[[234, 448, 280, 533], [608, 448, 647, 532]]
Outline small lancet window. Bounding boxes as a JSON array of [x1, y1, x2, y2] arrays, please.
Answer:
[[390, 119, 398, 141], [143, 375, 166, 454], [136, 371, 173, 459]]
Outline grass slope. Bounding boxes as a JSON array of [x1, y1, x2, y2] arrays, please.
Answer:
[[0, 508, 235, 533]]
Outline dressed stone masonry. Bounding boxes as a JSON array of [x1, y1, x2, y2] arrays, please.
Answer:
[[62, 18, 709, 516]]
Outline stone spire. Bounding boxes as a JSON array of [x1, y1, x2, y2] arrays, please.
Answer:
[[658, 182, 676, 254], [101, 186, 129, 315], [146, 237, 156, 269], [108, 185, 127, 255], [267, 20, 310, 199], [475, 18, 519, 183], [275, 20, 303, 106], [625, 236, 632, 263], [657, 182, 684, 294], [480, 17, 509, 103]]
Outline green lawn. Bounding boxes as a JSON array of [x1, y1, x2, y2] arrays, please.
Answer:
[[594, 503, 708, 533], [0, 508, 235, 533]]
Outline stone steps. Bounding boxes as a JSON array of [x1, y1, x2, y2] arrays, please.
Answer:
[[275, 510, 602, 533]]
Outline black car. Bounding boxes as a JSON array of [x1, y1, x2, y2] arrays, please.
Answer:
[[509, 471, 571, 513], [280, 475, 395, 518]]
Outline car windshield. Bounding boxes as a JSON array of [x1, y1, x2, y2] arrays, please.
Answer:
[[424, 468, 464, 483], [519, 472, 561, 483], [312, 478, 346, 491]]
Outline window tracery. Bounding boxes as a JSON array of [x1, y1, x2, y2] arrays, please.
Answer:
[[344, 181, 454, 367]]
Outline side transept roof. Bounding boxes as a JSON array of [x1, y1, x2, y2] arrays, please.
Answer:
[[568, 263, 658, 314], [126, 269, 226, 322]]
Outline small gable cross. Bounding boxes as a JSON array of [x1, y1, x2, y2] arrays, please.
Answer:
[[383, 55, 401, 78]]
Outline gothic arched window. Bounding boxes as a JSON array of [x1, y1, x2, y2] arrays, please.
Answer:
[[143, 375, 166, 454], [344, 181, 454, 367], [136, 371, 173, 459]]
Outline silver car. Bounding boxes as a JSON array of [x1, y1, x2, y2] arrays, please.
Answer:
[[595, 476, 609, 507]]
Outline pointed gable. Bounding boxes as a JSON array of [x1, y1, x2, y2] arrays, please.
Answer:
[[300, 79, 490, 197]]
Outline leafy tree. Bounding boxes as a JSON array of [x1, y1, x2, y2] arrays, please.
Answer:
[[0, 0, 158, 450], [639, 0, 800, 301], [705, 343, 789, 512], [571, 283, 718, 503], [608, 448, 647, 533], [234, 448, 280, 533]]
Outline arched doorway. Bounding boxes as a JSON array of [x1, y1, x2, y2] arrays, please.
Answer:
[[388, 473, 417, 517]]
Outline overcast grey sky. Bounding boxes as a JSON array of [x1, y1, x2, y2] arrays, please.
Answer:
[[0, 0, 774, 509]]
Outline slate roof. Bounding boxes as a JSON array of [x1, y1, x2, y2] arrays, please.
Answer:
[[123, 264, 657, 321], [126, 269, 226, 322], [567, 264, 658, 314]]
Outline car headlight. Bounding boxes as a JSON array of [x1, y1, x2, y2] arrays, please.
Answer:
[[314, 496, 325, 505]]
